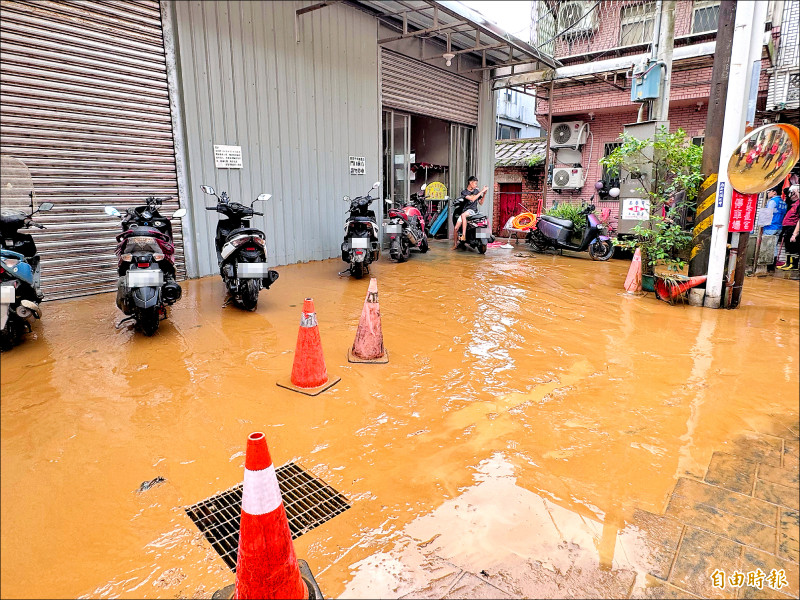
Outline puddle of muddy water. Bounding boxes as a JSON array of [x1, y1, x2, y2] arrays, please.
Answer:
[[1, 241, 798, 599]]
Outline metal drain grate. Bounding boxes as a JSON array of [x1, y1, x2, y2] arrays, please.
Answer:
[[185, 462, 350, 571]]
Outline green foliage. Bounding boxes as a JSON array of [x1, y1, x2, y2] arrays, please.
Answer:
[[599, 127, 702, 274], [545, 203, 587, 229], [526, 155, 544, 167]]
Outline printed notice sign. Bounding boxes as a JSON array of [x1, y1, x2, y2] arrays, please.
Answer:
[[728, 190, 758, 232], [349, 156, 365, 175], [717, 181, 726, 207], [621, 198, 650, 220], [214, 145, 243, 169]]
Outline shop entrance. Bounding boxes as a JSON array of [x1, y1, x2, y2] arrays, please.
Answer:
[[382, 109, 474, 239]]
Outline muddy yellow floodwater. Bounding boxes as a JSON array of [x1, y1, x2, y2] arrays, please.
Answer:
[[1, 242, 798, 599]]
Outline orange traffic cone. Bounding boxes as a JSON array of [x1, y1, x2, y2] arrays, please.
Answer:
[[655, 275, 708, 302], [624, 248, 642, 293], [277, 298, 340, 396], [212, 432, 322, 600], [348, 278, 388, 364]]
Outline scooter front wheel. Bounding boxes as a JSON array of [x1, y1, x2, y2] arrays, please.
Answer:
[[589, 240, 614, 261]]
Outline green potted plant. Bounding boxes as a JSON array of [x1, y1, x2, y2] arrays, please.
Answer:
[[599, 127, 703, 291]]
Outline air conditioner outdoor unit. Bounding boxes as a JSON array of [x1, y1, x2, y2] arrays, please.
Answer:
[[550, 120, 588, 149], [552, 167, 584, 189], [558, 1, 598, 36]]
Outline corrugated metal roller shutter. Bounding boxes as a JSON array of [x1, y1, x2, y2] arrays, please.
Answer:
[[381, 49, 479, 125], [0, 0, 185, 301]]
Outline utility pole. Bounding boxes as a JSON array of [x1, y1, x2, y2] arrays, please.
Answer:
[[651, 0, 676, 122], [687, 1, 737, 304], [727, 0, 768, 309], [703, 1, 759, 308]]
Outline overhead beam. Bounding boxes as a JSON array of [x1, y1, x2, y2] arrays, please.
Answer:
[[419, 41, 510, 62], [378, 21, 471, 44]]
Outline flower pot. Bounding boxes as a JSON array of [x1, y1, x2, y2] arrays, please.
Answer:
[[642, 274, 655, 292]]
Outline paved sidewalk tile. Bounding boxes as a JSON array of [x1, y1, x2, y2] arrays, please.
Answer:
[[630, 574, 701, 599], [754, 480, 800, 512], [778, 509, 800, 563], [705, 453, 759, 495], [619, 510, 685, 580], [757, 464, 800, 489], [399, 569, 463, 599], [668, 527, 742, 599], [442, 572, 513, 599], [559, 564, 636, 599], [737, 585, 795, 599], [665, 494, 778, 552], [783, 440, 799, 470], [729, 433, 784, 468], [737, 546, 800, 598], [672, 478, 778, 527]]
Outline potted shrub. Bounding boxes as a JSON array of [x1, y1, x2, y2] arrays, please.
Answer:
[[599, 127, 703, 290]]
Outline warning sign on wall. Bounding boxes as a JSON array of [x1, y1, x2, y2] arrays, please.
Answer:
[[214, 145, 243, 169], [621, 198, 650, 220]]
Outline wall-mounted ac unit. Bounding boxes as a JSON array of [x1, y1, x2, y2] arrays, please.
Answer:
[[550, 120, 588, 149], [558, 1, 598, 36], [552, 167, 584, 189]]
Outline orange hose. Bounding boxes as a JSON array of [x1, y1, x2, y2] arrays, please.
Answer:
[[512, 212, 536, 229]]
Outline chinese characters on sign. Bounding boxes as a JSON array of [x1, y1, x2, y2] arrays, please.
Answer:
[[728, 190, 759, 232], [349, 156, 365, 175], [621, 198, 650, 220], [711, 568, 788, 591], [717, 181, 726, 207], [214, 145, 243, 169]]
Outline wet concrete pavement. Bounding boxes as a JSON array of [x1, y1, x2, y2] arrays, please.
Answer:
[[1, 240, 798, 599]]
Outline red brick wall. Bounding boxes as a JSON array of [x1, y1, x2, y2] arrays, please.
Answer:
[[492, 166, 545, 234]]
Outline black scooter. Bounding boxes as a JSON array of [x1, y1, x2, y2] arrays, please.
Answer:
[[527, 201, 614, 261], [105, 197, 186, 335], [200, 185, 279, 311], [341, 182, 381, 278], [451, 196, 494, 254]]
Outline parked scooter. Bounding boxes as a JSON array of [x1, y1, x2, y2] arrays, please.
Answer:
[[0, 201, 54, 350], [451, 195, 494, 254], [200, 185, 279, 310], [341, 182, 381, 279], [527, 200, 614, 260], [105, 197, 186, 335], [385, 184, 429, 262]]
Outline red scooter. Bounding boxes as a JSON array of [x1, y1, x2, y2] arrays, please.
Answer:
[[384, 187, 429, 261]]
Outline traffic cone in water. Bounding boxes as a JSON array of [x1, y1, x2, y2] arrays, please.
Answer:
[[277, 298, 340, 396], [212, 432, 323, 600], [348, 278, 388, 364], [654, 275, 708, 302], [624, 248, 642, 293]]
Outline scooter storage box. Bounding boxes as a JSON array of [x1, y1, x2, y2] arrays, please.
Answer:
[[537, 219, 571, 244]]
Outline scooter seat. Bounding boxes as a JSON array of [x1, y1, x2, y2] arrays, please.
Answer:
[[227, 227, 264, 239], [467, 213, 487, 222], [539, 214, 573, 228], [351, 216, 376, 223]]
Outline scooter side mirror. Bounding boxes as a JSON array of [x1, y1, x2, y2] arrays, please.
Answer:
[[372, 182, 380, 189], [104, 206, 121, 217], [38, 202, 54, 212], [171, 208, 187, 219], [256, 193, 272, 203], [343, 195, 351, 202], [200, 185, 216, 196], [420, 184, 426, 191]]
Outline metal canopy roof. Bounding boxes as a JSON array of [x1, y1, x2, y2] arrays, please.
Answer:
[[349, 0, 561, 75]]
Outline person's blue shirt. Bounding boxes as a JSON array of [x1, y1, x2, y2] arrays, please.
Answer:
[[764, 195, 786, 234]]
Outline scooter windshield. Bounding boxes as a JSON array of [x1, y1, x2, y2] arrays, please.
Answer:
[[0, 156, 35, 213]]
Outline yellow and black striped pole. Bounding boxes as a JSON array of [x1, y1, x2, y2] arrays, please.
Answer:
[[688, 1, 737, 282]]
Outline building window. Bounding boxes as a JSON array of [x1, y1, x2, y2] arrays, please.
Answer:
[[691, 1, 720, 34], [602, 142, 622, 188], [788, 73, 800, 104], [692, 136, 705, 147], [497, 124, 520, 140], [504, 89, 516, 104], [619, 2, 656, 46]]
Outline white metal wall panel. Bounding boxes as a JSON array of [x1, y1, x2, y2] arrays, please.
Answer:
[[0, 0, 184, 300], [171, 1, 381, 275], [381, 49, 480, 125]]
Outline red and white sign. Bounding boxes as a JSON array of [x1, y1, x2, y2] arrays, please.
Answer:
[[728, 190, 759, 232]]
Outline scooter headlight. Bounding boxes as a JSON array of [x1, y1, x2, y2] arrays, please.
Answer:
[[2, 258, 19, 268]]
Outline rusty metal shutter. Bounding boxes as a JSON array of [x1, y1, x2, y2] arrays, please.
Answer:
[[381, 49, 479, 126], [0, 0, 184, 301]]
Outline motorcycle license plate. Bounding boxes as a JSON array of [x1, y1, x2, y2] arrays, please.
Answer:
[[126, 270, 163, 288], [384, 224, 403, 234], [475, 228, 491, 239], [350, 237, 369, 249], [237, 262, 269, 278], [0, 284, 14, 304]]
